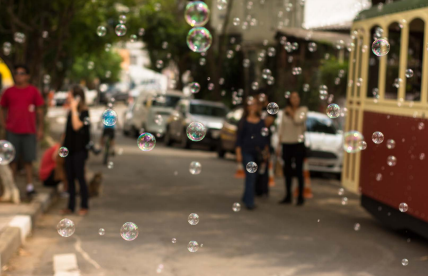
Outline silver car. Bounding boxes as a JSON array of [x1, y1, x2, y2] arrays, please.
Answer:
[[164, 99, 228, 149]]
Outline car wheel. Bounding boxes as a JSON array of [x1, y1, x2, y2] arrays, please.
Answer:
[[164, 126, 173, 146], [180, 129, 190, 149], [217, 140, 226, 158]]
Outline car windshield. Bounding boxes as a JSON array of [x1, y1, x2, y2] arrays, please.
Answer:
[[306, 116, 337, 134], [152, 95, 181, 108], [189, 104, 227, 117]]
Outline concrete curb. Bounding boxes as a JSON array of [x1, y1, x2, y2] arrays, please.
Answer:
[[0, 189, 57, 274]]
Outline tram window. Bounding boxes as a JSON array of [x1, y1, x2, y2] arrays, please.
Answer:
[[367, 26, 381, 98], [406, 19, 424, 102], [385, 23, 401, 100]]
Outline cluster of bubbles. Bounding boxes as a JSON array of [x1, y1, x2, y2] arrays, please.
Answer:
[[59, 147, 69, 158], [186, 122, 207, 142], [137, 133, 156, 151], [120, 222, 139, 241], [189, 161, 202, 175], [185, 2, 212, 53], [0, 140, 15, 165]]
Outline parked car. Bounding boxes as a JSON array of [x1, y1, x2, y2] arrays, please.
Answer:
[[164, 99, 228, 149], [122, 102, 135, 136], [217, 108, 343, 176], [124, 90, 184, 137]]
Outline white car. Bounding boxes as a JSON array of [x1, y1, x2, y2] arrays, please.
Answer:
[[273, 111, 343, 176], [124, 90, 184, 137]]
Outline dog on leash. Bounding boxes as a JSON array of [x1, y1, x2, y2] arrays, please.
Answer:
[[88, 172, 103, 198]]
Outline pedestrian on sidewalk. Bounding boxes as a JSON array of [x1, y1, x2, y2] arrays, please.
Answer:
[[39, 141, 67, 190], [0, 64, 44, 198], [60, 85, 90, 216], [277, 92, 308, 206], [235, 97, 269, 210]]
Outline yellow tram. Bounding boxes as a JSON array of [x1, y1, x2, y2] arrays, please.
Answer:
[[343, 0, 428, 238]]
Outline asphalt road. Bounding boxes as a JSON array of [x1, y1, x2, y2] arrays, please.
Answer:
[[4, 105, 428, 276]]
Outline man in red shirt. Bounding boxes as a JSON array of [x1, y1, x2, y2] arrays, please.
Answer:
[[0, 64, 44, 196]]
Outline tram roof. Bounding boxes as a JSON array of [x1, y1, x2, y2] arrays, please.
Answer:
[[355, 0, 428, 22]]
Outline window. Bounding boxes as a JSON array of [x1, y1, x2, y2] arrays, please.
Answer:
[[367, 25, 381, 98], [306, 117, 337, 135], [152, 96, 182, 108], [385, 22, 401, 100], [406, 18, 424, 102], [189, 104, 227, 117]]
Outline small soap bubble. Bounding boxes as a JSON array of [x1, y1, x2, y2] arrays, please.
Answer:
[[102, 109, 117, 126], [105, 43, 112, 52], [57, 218, 75, 237], [372, 38, 390, 56], [217, 0, 227, 10], [402, 259, 409, 266], [59, 147, 69, 158], [115, 24, 127, 36], [326, 104, 340, 118], [186, 122, 207, 142], [199, 58, 206, 66], [341, 197, 348, 205], [119, 14, 127, 24], [251, 82, 259, 90], [187, 27, 212, 53], [338, 188, 344, 196], [3, 42, 11, 56], [267, 76, 275, 85], [246, 162, 258, 173], [43, 74, 51, 84], [308, 42, 317, 52], [99, 228, 105, 236], [137, 133, 156, 151], [155, 3, 161, 11], [266, 102, 279, 115], [0, 140, 16, 165], [418, 122, 424, 130], [374, 27, 383, 38], [343, 131, 364, 153], [233, 17, 240, 26], [130, 34, 137, 42], [184, 1, 210, 27], [372, 131, 384, 144], [188, 241, 199, 252], [405, 69, 414, 78], [303, 84, 310, 92], [261, 127, 269, 136], [232, 202, 241, 212], [189, 161, 202, 175], [387, 156, 397, 166], [107, 161, 114, 169], [154, 115, 163, 125], [42, 31, 49, 38], [96, 26, 106, 36], [386, 139, 395, 149], [376, 173, 382, 181], [262, 68, 272, 79], [87, 61, 94, 70], [188, 213, 199, 225], [354, 223, 361, 231], [243, 59, 250, 68], [138, 28, 145, 36], [358, 141, 367, 150], [226, 50, 234, 59], [267, 47, 276, 57], [172, 238, 177, 243], [399, 202, 408, 212], [156, 60, 164, 69], [14, 32, 25, 43], [207, 83, 214, 90], [120, 222, 139, 241]]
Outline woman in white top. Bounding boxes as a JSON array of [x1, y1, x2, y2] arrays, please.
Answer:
[[277, 92, 308, 206]]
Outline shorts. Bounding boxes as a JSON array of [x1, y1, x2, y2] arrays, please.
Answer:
[[6, 131, 37, 162], [102, 128, 115, 139]]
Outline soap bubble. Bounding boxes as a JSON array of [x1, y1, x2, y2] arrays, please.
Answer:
[[188, 213, 199, 225], [418, 122, 425, 130], [155, 3, 161, 11], [43, 74, 51, 84], [399, 202, 408, 212], [341, 197, 348, 205], [14, 32, 25, 43], [226, 50, 234, 58], [189, 161, 202, 175], [386, 139, 395, 149], [3, 42, 11, 56], [268, 47, 276, 57], [376, 173, 382, 181], [137, 133, 156, 151], [120, 222, 139, 241], [130, 34, 137, 42], [232, 202, 241, 212], [184, 1, 210, 27], [246, 162, 258, 173], [115, 24, 127, 36], [96, 26, 106, 36], [338, 188, 344, 196], [261, 127, 269, 136], [99, 228, 105, 236], [343, 131, 364, 153], [199, 58, 206, 66], [188, 241, 199, 252], [172, 238, 177, 243], [319, 90, 328, 100], [156, 60, 164, 69], [217, 0, 227, 10], [262, 68, 272, 79], [105, 43, 112, 52], [387, 155, 397, 166], [372, 38, 390, 56], [118, 14, 127, 24], [107, 161, 114, 169], [186, 122, 207, 141], [243, 58, 250, 67], [138, 28, 145, 36], [102, 109, 117, 126], [87, 61, 94, 70], [308, 42, 317, 52], [57, 218, 75, 237], [402, 259, 409, 266], [374, 27, 383, 38], [326, 104, 340, 118], [266, 102, 279, 115], [154, 115, 163, 125], [233, 17, 240, 26], [405, 69, 413, 78], [303, 84, 310, 92], [267, 76, 275, 85], [0, 140, 16, 165], [251, 82, 259, 90], [354, 223, 361, 231], [372, 131, 384, 144], [358, 141, 367, 150], [59, 147, 69, 158], [187, 27, 212, 53]]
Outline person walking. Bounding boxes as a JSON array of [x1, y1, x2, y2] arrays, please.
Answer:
[[60, 86, 90, 216], [236, 97, 269, 210], [0, 64, 44, 198], [277, 92, 308, 206]]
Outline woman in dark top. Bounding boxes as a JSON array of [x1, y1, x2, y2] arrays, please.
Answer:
[[235, 97, 269, 210], [61, 86, 90, 215]]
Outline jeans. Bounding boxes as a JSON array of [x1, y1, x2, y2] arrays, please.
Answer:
[[282, 143, 305, 201], [65, 151, 89, 211], [242, 152, 258, 208]]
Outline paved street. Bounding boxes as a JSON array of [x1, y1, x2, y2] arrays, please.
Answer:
[[4, 105, 428, 276]]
